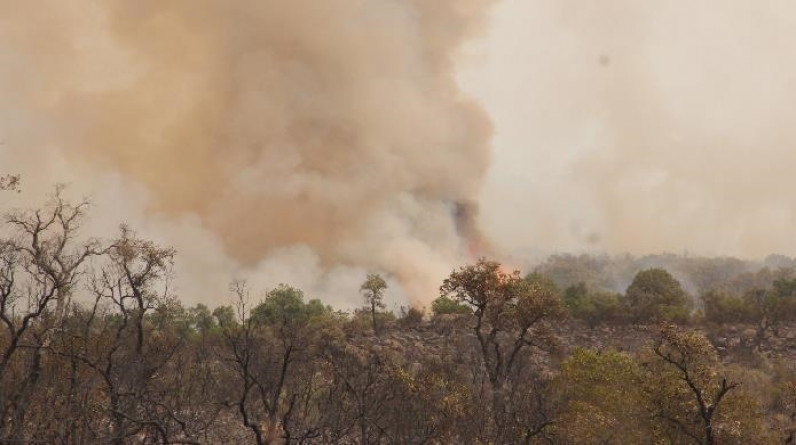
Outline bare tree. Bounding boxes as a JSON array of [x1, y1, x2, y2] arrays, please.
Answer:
[[44, 226, 205, 444], [321, 343, 395, 445], [5, 188, 102, 320], [0, 189, 102, 441]]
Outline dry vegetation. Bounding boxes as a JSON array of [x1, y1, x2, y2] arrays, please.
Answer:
[[2, 188, 796, 444]]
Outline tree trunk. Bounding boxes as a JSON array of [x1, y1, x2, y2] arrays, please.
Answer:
[[705, 422, 714, 445], [492, 384, 505, 440], [371, 301, 379, 337]]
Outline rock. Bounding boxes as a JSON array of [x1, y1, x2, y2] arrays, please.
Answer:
[[741, 328, 757, 343], [768, 336, 786, 348]]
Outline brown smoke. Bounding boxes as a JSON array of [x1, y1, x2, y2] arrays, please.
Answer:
[[453, 200, 491, 259], [0, 0, 494, 304]]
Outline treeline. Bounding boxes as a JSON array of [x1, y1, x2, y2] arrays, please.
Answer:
[[2, 190, 796, 443], [534, 252, 796, 295], [532, 253, 796, 336]]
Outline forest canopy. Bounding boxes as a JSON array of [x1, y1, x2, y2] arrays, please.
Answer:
[[0, 186, 795, 443]]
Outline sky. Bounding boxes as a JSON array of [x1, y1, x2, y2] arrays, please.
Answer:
[[464, 0, 796, 264]]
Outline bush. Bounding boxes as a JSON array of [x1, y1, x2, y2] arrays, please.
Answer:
[[430, 295, 471, 316], [398, 306, 425, 326], [624, 268, 690, 323], [350, 308, 396, 332], [249, 284, 331, 327], [769, 278, 796, 322], [564, 283, 623, 326], [702, 289, 756, 324]]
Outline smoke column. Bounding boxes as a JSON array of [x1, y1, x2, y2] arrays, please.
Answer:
[[0, 0, 494, 306]]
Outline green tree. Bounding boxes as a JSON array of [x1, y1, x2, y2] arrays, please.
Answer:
[[740, 277, 796, 346], [250, 284, 329, 328], [430, 295, 471, 316], [223, 282, 333, 443], [766, 278, 796, 326], [564, 282, 623, 327], [212, 305, 236, 328], [188, 303, 218, 335], [440, 259, 566, 442], [360, 274, 388, 336], [562, 282, 589, 312], [625, 268, 690, 322], [642, 325, 768, 444], [701, 289, 755, 324], [555, 348, 650, 444]]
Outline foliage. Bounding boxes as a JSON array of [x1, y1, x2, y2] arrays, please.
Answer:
[[640, 324, 770, 444], [361, 273, 388, 336], [440, 259, 567, 441], [562, 282, 588, 312], [0, 190, 791, 443], [440, 260, 566, 334], [563, 282, 623, 326], [554, 348, 649, 443], [350, 307, 396, 332], [533, 253, 618, 291], [536, 253, 773, 298], [213, 304, 237, 327], [625, 268, 691, 323], [430, 295, 471, 316], [702, 289, 756, 324], [250, 284, 330, 327], [397, 305, 425, 327], [361, 273, 388, 309], [765, 278, 796, 323]]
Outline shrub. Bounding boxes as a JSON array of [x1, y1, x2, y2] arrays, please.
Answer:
[[430, 295, 471, 316], [624, 268, 690, 323], [564, 283, 623, 326], [702, 289, 756, 324]]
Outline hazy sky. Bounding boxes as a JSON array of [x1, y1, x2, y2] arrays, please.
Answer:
[[463, 0, 796, 261]]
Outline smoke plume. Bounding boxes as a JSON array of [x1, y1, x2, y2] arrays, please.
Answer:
[[467, 0, 796, 261], [0, 0, 494, 306]]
